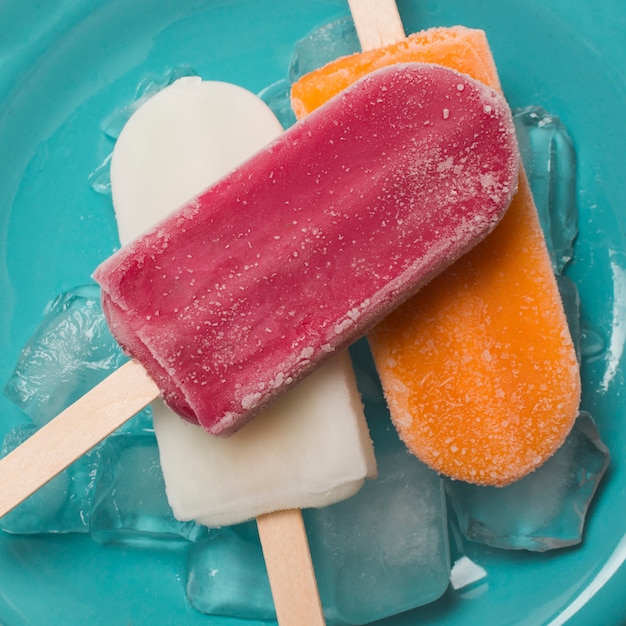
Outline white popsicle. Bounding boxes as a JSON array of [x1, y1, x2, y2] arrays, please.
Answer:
[[109, 76, 376, 528]]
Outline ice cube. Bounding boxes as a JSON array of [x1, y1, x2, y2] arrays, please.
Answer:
[[186, 522, 275, 620], [557, 274, 581, 360], [445, 411, 609, 551], [3, 285, 152, 433], [514, 105, 578, 273], [259, 17, 360, 132], [90, 433, 203, 545], [288, 16, 360, 83], [255, 18, 360, 140]]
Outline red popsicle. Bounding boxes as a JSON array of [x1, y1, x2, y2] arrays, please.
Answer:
[[94, 62, 519, 436]]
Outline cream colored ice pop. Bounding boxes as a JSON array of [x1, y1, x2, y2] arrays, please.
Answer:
[[112, 77, 362, 626], [109, 76, 376, 528], [291, 7, 581, 486]]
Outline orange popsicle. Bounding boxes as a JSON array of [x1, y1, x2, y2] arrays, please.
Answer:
[[291, 26, 500, 118], [291, 24, 581, 486]]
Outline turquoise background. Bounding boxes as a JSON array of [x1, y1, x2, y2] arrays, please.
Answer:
[[0, 0, 625, 624]]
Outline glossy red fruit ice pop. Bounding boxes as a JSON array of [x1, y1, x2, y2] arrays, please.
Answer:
[[94, 62, 519, 436]]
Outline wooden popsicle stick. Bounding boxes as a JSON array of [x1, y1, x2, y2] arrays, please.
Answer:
[[257, 509, 326, 626], [0, 359, 158, 518], [347, 0, 405, 50]]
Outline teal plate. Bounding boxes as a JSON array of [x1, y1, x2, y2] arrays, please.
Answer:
[[1, 1, 625, 624]]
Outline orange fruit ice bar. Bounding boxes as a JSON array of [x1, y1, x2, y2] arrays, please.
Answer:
[[291, 26, 500, 117], [291, 26, 581, 486]]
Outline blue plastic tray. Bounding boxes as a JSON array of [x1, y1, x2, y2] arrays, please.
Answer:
[[0, 1, 625, 624]]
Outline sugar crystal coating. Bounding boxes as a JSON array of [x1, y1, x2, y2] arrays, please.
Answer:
[[94, 62, 519, 436]]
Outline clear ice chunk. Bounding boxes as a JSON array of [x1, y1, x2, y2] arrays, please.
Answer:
[[445, 411, 609, 551], [3, 285, 152, 433], [303, 339, 450, 625], [0, 424, 99, 534], [257, 18, 360, 132], [580, 324, 607, 360], [87, 153, 112, 195], [557, 274, 582, 360], [90, 433, 203, 545], [186, 522, 275, 620], [288, 16, 360, 83], [514, 105, 578, 273]]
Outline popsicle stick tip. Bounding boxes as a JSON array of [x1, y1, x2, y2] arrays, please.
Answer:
[[257, 509, 326, 625], [347, 0, 405, 50]]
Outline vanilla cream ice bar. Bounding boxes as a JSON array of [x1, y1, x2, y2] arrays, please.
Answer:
[[109, 77, 375, 526], [291, 25, 580, 486], [111, 78, 284, 243], [94, 62, 519, 437]]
